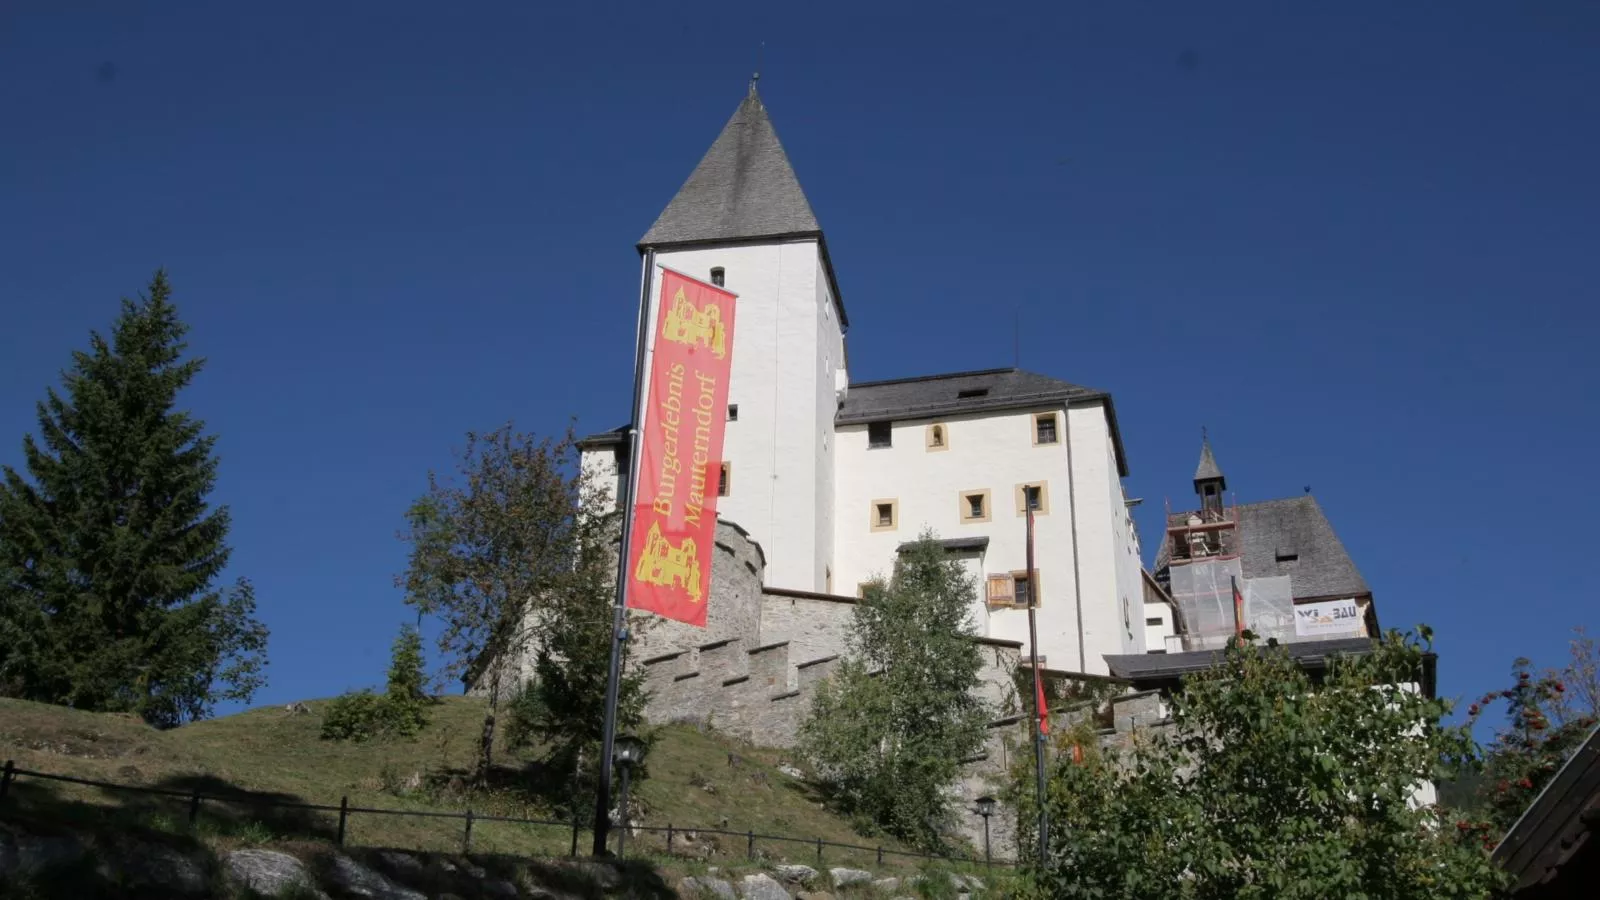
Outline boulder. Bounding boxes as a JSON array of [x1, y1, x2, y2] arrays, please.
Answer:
[[326, 853, 427, 900], [741, 872, 791, 900], [950, 873, 986, 891], [774, 863, 816, 884], [829, 867, 872, 888], [681, 875, 737, 899], [226, 849, 328, 899], [872, 877, 901, 893], [99, 842, 208, 896], [797, 892, 835, 900], [0, 832, 87, 875]]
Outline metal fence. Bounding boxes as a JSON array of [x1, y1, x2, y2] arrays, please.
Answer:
[[0, 759, 1013, 869]]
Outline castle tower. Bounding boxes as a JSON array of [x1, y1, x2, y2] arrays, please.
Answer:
[[637, 85, 847, 592], [1193, 428, 1226, 517]]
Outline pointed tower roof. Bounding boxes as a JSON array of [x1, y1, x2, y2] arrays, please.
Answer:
[[1194, 430, 1225, 486], [639, 86, 823, 248]]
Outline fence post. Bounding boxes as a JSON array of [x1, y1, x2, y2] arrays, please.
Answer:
[[876, 846, 883, 866], [667, 823, 674, 855], [816, 836, 823, 866], [188, 790, 202, 827], [463, 810, 474, 854], [0, 760, 14, 801], [337, 796, 349, 846], [746, 830, 754, 860], [569, 812, 580, 858]]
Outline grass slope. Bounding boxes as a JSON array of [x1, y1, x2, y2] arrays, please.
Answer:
[[0, 696, 943, 873]]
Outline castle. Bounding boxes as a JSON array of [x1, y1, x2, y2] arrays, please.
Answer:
[[581, 85, 1156, 674], [567, 86, 1402, 850]]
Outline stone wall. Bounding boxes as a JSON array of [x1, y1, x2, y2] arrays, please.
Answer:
[[628, 521, 767, 665]]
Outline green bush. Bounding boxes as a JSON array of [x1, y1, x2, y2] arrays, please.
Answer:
[[320, 689, 386, 742], [320, 624, 431, 742]]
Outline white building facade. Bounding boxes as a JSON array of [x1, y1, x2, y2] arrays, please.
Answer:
[[580, 86, 1148, 673]]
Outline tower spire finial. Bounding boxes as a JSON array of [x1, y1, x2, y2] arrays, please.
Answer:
[[750, 41, 764, 95]]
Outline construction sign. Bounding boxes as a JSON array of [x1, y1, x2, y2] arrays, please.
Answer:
[[625, 268, 737, 627]]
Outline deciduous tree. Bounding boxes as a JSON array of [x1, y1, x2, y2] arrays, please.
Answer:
[[798, 533, 992, 851], [1027, 630, 1504, 900]]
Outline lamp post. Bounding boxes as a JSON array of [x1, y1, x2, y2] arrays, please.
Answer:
[[612, 734, 647, 858], [975, 796, 997, 868]]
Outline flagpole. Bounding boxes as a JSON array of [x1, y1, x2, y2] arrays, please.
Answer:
[[1024, 505, 1049, 865], [592, 250, 657, 856]]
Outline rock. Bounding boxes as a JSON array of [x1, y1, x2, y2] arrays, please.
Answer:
[[681, 875, 737, 899], [285, 701, 311, 714], [326, 853, 427, 900], [872, 877, 901, 893], [829, 867, 872, 888], [99, 843, 208, 896], [487, 879, 520, 898], [0, 832, 88, 874], [777, 764, 804, 779], [741, 872, 791, 900], [950, 873, 986, 891], [774, 863, 817, 884], [956, 894, 970, 900], [797, 892, 835, 900], [226, 849, 327, 899], [375, 849, 427, 879]]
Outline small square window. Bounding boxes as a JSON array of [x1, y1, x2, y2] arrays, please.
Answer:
[[1012, 571, 1037, 608], [727, 403, 739, 422], [1015, 481, 1051, 516], [926, 423, 949, 451], [1034, 413, 1058, 445], [957, 388, 989, 399], [867, 421, 892, 448], [870, 498, 898, 532], [1145, 617, 1163, 627], [959, 489, 991, 523], [718, 462, 731, 497], [710, 267, 726, 287]]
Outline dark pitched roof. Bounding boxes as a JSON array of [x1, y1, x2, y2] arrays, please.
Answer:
[[1237, 496, 1370, 600], [1494, 723, 1600, 894], [576, 425, 627, 449], [1194, 434, 1225, 484], [1104, 637, 1435, 697], [837, 367, 1128, 475], [639, 88, 821, 249], [897, 536, 990, 555], [1153, 495, 1371, 602]]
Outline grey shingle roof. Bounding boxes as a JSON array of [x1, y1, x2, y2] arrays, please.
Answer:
[[576, 425, 627, 448], [1153, 495, 1371, 602], [1237, 496, 1370, 600], [1194, 435, 1224, 483], [838, 367, 1127, 476], [639, 88, 821, 248]]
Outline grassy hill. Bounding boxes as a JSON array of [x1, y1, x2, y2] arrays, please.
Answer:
[[0, 695, 956, 875]]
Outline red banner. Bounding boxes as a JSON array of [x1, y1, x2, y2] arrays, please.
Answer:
[[625, 269, 737, 627]]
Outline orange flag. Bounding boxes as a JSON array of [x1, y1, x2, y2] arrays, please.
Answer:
[[625, 269, 737, 627], [1034, 671, 1050, 736]]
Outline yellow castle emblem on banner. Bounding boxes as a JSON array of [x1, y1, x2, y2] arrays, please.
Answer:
[[661, 288, 727, 359], [634, 521, 703, 601]]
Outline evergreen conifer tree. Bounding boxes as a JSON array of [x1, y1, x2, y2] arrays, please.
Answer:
[[0, 271, 267, 726]]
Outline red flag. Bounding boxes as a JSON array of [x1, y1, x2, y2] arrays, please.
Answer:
[[1034, 671, 1050, 736], [625, 269, 737, 627], [1232, 575, 1246, 636]]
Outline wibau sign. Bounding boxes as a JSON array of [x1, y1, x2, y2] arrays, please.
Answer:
[[1293, 599, 1362, 637]]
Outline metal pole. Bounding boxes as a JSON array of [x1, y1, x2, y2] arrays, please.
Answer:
[[616, 767, 632, 859], [0, 760, 13, 800], [463, 810, 475, 854], [1025, 506, 1049, 865], [593, 250, 657, 855], [983, 814, 992, 868], [337, 795, 349, 845]]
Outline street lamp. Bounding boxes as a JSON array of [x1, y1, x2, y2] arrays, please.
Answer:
[[613, 733, 647, 858], [974, 796, 997, 867]]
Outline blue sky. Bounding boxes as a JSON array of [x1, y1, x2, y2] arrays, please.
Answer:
[[2, 2, 1596, 723]]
